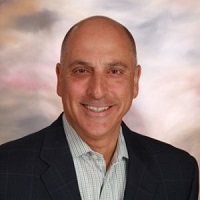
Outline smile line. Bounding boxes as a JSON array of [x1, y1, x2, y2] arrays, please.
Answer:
[[83, 105, 110, 112]]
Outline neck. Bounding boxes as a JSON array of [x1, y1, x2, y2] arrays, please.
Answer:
[[85, 133, 119, 169]]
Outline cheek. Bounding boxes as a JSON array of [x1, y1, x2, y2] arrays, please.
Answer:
[[63, 79, 86, 100], [114, 79, 134, 96]]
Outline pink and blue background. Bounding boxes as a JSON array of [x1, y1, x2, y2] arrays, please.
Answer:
[[1, 0, 200, 185]]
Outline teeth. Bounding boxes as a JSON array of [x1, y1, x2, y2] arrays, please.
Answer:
[[85, 105, 109, 112]]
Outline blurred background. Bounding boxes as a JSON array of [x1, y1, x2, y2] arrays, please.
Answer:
[[0, 0, 200, 191]]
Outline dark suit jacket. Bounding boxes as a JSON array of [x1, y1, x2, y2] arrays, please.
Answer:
[[0, 114, 199, 200]]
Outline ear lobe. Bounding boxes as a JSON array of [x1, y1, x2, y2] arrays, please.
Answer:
[[133, 65, 141, 99], [56, 63, 62, 97]]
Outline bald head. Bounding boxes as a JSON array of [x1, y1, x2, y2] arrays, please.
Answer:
[[56, 16, 141, 141], [60, 16, 137, 65]]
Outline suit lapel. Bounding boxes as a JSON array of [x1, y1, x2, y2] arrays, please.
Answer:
[[122, 123, 158, 200], [40, 115, 81, 200], [38, 116, 158, 200]]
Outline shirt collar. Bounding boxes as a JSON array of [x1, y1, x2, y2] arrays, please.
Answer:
[[62, 114, 129, 161], [62, 114, 91, 158]]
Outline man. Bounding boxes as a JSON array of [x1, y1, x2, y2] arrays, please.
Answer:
[[0, 16, 199, 200]]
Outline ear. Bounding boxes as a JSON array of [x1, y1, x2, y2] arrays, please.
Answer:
[[133, 65, 141, 99], [56, 63, 62, 97]]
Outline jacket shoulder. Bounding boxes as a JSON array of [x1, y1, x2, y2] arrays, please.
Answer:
[[123, 123, 199, 198], [0, 114, 63, 151], [0, 127, 46, 151], [0, 115, 64, 170], [122, 122, 198, 168]]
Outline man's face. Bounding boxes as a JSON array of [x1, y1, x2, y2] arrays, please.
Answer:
[[56, 20, 141, 142]]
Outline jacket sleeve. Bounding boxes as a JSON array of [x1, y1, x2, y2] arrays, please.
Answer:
[[188, 157, 199, 200]]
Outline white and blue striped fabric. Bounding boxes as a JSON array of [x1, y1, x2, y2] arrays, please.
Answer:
[[62, 114, 128, 200]]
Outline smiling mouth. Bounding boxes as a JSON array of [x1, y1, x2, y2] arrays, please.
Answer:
[[83, 105, 110, 113]]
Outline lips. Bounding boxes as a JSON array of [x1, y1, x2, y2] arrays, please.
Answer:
[[83, 105, 110, 112]]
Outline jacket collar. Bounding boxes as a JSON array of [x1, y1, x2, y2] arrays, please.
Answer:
[[39, 114, 157, 200], [40, 114, 81, 200], [122, 122, 158, 200]]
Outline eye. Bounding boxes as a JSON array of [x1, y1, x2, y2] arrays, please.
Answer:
[[73, 67, 89, 75], [109, 68, 123, 75]]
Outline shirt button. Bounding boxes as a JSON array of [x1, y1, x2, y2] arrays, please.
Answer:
[[92, 154, 98, 160]]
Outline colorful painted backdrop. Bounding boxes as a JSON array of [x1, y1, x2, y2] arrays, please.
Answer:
[[1, 0, 200, 187]]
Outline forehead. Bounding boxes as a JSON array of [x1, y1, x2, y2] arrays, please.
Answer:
[[60, 18, 136, 67], [65, 18, 134, 52]]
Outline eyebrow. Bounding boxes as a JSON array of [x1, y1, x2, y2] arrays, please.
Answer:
[[67, 60, 92, 68], [105, 61, 129, 69], [67, 60, 129, 70]]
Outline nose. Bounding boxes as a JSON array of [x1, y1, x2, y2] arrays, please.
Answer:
[[87, 73, 107, 100]]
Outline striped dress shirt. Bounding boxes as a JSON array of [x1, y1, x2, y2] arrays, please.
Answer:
[[62, 114, 129, 200]]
